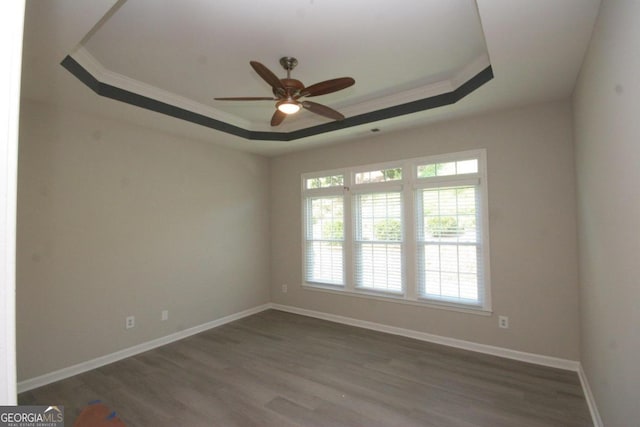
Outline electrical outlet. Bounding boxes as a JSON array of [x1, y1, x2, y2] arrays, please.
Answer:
[[161, 310, 169, 321], [498, 315, 509, 329], [282, 284, 288, 293], [125, 316, 135, 329]]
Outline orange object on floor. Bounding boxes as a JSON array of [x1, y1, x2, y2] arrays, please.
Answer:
[[73, 402, 125, 427]]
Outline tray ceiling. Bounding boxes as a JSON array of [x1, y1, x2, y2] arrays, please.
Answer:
[[64, 0, 492, 139], [20, 0, 602, 155]]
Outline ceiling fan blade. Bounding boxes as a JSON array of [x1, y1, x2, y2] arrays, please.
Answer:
[[302, 101, 345, 120], [271, 110, 287, 126], [214, 97, 277, 101], [250, 61, 286, 95], [301, 77, 355, 97]]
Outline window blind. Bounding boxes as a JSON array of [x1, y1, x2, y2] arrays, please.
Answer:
[[304, 195, 344, 285], [416, 185, 484, 305], [354, 191, 403, 292]]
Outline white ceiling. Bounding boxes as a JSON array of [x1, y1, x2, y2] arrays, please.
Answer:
[[20, 0, 601, 156]]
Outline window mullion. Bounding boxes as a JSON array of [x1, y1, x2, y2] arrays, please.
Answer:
[[344, 180, 355, 292], [404, 162, 417, 300]]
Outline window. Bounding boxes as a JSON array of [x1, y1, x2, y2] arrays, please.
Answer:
[[354, 191, 403, 292], [415, 159, 486, 306], [302, 150, 491, 313], [303, 174, 345, 286]]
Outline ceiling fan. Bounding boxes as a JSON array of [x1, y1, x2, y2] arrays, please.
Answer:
[[214, 57, 355, 126]]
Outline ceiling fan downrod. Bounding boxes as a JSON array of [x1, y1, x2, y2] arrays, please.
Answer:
[[279, 56, 298, 79]]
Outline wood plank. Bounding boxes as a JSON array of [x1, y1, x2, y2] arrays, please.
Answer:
[[19, 310, 592, 426]]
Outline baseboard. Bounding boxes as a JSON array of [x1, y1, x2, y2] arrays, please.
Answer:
[[17, 303, 272, 393], [578, 363, 604, 427], [270, 303, 580, 372]]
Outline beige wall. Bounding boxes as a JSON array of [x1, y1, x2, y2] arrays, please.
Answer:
[[16, 101, 271, 380], [573, 0, 640, 425], [270, 101, 580, 360]]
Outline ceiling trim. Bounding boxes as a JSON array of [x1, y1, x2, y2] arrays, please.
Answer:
[[71, 47, 252, 130], [61, 55, 493, 142]]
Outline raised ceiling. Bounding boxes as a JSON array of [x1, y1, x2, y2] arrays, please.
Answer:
[[21, 0, 601, 155]]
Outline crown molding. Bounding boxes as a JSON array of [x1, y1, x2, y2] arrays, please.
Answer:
[[71, 47, 253, 130], [61, 51, 493, 141]]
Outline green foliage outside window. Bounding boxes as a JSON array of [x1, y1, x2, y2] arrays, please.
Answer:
[[307, 175, 343, 189], [381, 168, 402, 181], [427, 216, 464, 237], [323, 221, 344, 241], [374, 219, 402, 241]]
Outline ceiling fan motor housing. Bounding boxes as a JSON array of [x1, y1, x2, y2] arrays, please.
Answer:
[[276, 57, 303, 97], [275, 78, 305, 97]]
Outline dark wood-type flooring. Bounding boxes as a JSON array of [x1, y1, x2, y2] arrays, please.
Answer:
[[20, 309, 592, 426]]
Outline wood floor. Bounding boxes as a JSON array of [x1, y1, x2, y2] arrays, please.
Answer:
[[19, 310, 592, 426]]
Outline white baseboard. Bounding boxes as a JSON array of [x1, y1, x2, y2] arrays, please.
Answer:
[[578, 363, 603, 427], [17, 303, 271, 393], [270, 303, 580, 372]]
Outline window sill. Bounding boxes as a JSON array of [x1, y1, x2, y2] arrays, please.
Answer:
[[302, 283, 492, 316]]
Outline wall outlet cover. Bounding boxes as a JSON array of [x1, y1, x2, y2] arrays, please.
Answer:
[[499, 315, 509, 329], [125, 316, 135, 329]]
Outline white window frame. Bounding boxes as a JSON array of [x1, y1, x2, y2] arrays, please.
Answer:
[[351, 183, 405, 295], [301, 149, 492, 315], [301, 169, 348, 287], [413, 150, 491, 311]]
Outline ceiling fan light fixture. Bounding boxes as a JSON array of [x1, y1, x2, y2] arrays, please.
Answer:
[[276, 99, 301, 115]]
